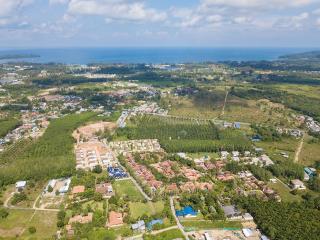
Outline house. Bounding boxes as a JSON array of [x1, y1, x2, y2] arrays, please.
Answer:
[[45, 179, 57, 193], [15, 181, 27, 192], [291, 179, 306, 190], [234, 122, 241, 129], [131, 220, 145, 231], [147, 219, 163, 230], [107, 211, 123, 227], [260, 155, 274, 166], [72, 185, 85, 195], [304, 167, 317, 180], [243, 213, 254, 221], [252, 135, 262, 142], [220, 151, 229, 159], [176, 206, 198, 218], [242, 228, 253, 238], [95, 183, 114, 198], [222, 205, 242, 219], [59, 178, 71, 194]]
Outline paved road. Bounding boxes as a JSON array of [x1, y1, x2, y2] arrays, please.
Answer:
[[125, 226, 179, 240], [170, 196, 189, 240]]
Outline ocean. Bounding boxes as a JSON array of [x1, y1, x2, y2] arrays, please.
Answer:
[[0, 47, 316, 64]]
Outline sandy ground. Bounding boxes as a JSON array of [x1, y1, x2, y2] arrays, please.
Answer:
[[73, 121, 116, 141]]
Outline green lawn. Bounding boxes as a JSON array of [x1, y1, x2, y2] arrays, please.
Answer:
[[268, 181, 302, 202], [82, 200, 105, 212], [181, 220, 242, 230], [21, 211, 58, 240], [143, 228, 184, 240], [255, 138, 300, 162], [113, 179, 144, 201], [0, 209, 34, 229], [300, 136, 320, 166], [129, 201, 164, 219]]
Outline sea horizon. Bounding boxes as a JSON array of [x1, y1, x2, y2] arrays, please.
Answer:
[[0, 47, 318, 64]]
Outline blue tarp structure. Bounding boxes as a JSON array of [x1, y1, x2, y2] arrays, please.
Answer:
[[107, 167, 127, 179], [176, 206, 197, 217], [147, 219, 163, 230]]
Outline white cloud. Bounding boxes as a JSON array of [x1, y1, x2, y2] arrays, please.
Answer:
[[206, 15, 223, 23], [202, 0, 316, 9], [67, 0, 167, 22], [0, 0, 33, 17], [49, 0, 69, 4], [316, 18, 320, 26]]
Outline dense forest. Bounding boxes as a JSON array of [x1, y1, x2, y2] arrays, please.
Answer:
[[0, 112, 96, 187], [237, 197, 320, 240], [115, 116, 251, 152]]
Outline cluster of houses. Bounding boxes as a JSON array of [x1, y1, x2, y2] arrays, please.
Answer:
[[126, 154, 163, 191], [117, 102, 167, 128], [108, 139, 162, 155], [220, 151, 274, 167], [71, 181, 114, 200], [237, 171, 281, 201], [0, 111, 50, 151], [75, 139, 116, 170], [276, 127, 303, 138], [305, 116, 320, 133], [0, 72, 25, 85], [44, 178, 71, 196], [151, 160, 201, 181]]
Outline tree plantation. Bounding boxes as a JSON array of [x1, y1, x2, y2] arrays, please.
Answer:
[[0, 112, 96, 186]]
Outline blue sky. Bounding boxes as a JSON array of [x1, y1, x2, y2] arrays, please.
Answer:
[[0, 0, 320, 48]]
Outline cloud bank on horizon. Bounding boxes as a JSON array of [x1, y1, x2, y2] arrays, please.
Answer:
[[0, 0, 319, 47]]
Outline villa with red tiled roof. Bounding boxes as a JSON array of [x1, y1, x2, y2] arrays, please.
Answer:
[[107, 211, 123, 227]]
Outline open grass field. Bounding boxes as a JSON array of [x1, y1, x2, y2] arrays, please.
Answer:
[[113, 179, 144, 201], [277, 84, 320, 100], [129, 201, 164, 219], [0, 209, 34, 229], [255, 138, 300, 162], [181, 220, 242, 230], [300, 136, 320, 166], [21, 211, 58, 240], [168, 96, 221, 119], [143, 228, 184, 240], [0, 209, 34, 238], [268, 181, 302, 202]]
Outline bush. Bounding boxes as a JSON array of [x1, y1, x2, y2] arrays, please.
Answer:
[[92, 165, 102, 174], [11, 192, 27, 205], [0, 207, 9, 219], [28, 226, 36, 234]]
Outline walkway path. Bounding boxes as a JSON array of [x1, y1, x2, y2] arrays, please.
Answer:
[[170, 196, 189, 240], [117, 161, 152, 201], [294, 133, 306, 163], [221, 90, 229, 117]]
